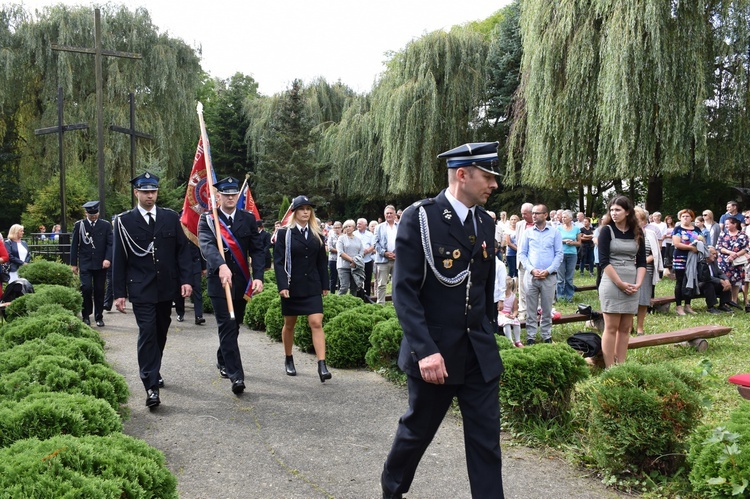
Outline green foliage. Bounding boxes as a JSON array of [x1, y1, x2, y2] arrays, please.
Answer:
[[264, 268, 277, 285], [688, 403, 750, 498], [28, 303, 76, 319], [200, 274, 213, 314], [293, 293, 363, 352], [0, 313, 102, 350], [496, 334, 516, 351], [499, 343, 589, 432], [0, 433, 177, 498], [325, 304, 397, 368], [243, 282, 278, 330], [577, 363, 703, 476], [4, 285, 82, 321], [0, 354, 128, 410], [365, 317, 403, 371], [0, 333, 105, 375], [0, 392, 122, 448], [263, 297, 284, 341]]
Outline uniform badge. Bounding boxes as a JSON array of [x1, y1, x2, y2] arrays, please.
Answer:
[[442, 209, 452, 220], [482, 241, 488, 259], [443, 259, 453, 269], [452, 249, 461, 259], [438, 247, 445, 255], [145, 172, 151, 178]]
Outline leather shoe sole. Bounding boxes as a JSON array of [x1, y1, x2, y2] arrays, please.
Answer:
[[231, 380, 246, 394]]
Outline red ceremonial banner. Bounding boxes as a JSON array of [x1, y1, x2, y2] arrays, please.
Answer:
[[180, 137, 214, 245], [238, 181, 261, 221]]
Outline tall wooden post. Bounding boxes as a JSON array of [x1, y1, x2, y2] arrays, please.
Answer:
[[110, 93, 153, 207]]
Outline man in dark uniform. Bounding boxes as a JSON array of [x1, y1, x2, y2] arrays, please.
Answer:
[[257, 220, 273, 271], [70, 201, 112, 327], [198, 176, 265, 395], [112, 172, 193, 409], [381, 142, 505, 498]]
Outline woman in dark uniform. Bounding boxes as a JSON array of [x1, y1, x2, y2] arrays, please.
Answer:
[[273, 196, 331, 382]]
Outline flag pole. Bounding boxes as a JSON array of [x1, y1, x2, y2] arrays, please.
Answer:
[[197, 102, 235, 319]]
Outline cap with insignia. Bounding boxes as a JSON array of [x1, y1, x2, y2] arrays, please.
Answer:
[[437, 142, 500, 175], [130, 171, 160, 191], [82, 201, 100, 214], [214, 176, 240, 195], [290, 195, 315, 211]]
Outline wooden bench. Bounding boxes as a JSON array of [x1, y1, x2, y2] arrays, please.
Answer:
[[628, 325, 732, 352], [650, 295, 676, 313], [521, 313, 603, 331], [574, 284, 597, 292], [728, 374, 750, 400]]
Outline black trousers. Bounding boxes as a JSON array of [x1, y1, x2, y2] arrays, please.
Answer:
[[103, 266, 113, 308], [364, 260, 373, 296], [132, 301, 173, 391], [80, 268, 107, 321], [175, 272, 204, 318], [382, 345, 504, 498], [211, 295, 248, 382], [701, 280, 731, 309]]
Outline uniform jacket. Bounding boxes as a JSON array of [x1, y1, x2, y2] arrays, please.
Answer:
[[259, 229, 273, 270], [374, 221, 398, 264], [198, 209, 265, 300], [69, 218, 113, 270], [273, 226, 329, 297], [112, 206, 192, 303], [393, 189, 502, 384]]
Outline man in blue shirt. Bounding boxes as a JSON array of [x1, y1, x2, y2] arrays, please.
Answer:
[[518, 204, 563, 344]]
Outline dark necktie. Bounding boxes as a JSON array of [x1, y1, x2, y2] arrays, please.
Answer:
[[302, 227, 308, 239], [464, 210, 476, 245], [146, 212, 153, 226], [228, 216, 233, 227]]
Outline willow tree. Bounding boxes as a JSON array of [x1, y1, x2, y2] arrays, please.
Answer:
[[509, 0, 709, 210], [0, 4, 202, 209]]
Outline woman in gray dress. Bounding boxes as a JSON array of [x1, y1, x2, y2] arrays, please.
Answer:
[[597, 196, 647, 367]]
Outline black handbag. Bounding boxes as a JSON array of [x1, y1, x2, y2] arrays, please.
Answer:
[[567, 332, 602, 358]]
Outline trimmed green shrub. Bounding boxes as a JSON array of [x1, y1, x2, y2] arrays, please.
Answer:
[[18, 259, 76, 287], [578, 363, 702, 476], [264, 297, 284, 341], [499, 343, 589, 428], [28, 303, 76, 318], [201, 275, 213, 314], [264, 268, 276, 285], [365, 317, 403, 371], [294, 293, 363, 352], [326, 304, 397, 368], [496, 335, 516, 351], [4, 285, 82, 321], [0, 354, 128, 410], [0, 392, 122, 448], [0, 313, 103, 350], [244, 282, 278, 330], [0, 433, 177, 498], [0, 333, 106, 375], [688, 402, 750, 498]]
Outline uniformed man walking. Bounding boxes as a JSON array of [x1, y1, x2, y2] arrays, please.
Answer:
[[198, 177, 265, 395], [381, 142, 505, 498], [112, 172, 193, 409], [70, 201, 112, 327]]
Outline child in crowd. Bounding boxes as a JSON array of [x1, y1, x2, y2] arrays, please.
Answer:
[[498, 276, 523, 348]]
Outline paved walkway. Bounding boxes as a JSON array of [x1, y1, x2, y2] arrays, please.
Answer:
[[100, 306, 623, 498]]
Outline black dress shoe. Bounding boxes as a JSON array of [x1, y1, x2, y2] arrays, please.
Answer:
[[217, 363, 229, 379], [231, 379, 246, 394], [707, 307, 722, 314], [720, 303, 736, 312], [96, 320, 105, 327], [728, 301, 742, 309], [103, 303, 112, 311], [158, 376, 165, 388], [317, 360, 332, 383], [146, 389, 160, 408], [285, 355, 297, 376], [176, 315, 184, 322], [195, 317, 206, 325], [82, 317, 91, 326]]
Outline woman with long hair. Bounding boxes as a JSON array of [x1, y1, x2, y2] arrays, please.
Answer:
[[716, 214, 749, 308], [556, 210, 581, 302], [671, 209, 702, 316], [597, 196, 646, 367], [273, 196, 332, 382]]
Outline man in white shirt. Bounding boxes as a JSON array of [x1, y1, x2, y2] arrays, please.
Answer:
[[374, 205, 398, 304], [355, 218, 376, 298]]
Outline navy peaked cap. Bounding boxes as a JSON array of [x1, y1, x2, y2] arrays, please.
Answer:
[[438, 142, 500, 175], [290, 195, 315, 211], [130, 171, 160, 190], [82, 201, 100, 213], [215, 176, 240, 195]]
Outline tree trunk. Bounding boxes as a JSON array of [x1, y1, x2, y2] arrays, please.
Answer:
[[646, 174, 663, 212]]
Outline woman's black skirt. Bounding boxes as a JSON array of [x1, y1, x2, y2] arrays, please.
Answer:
[[281, 294, 324, 316]]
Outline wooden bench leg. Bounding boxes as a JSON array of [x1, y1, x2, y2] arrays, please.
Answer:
[[688, 338, 709, 352], [654, 303, 671, 313], [739, 385, 750, 400]]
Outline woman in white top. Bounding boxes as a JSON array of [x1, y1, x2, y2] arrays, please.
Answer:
[[5, 224, 31, 282]]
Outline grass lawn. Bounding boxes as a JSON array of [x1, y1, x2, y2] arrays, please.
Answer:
[[547, 271, 748, 427]]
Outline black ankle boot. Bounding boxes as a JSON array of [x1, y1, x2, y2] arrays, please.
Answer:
[[285, 355, 296, 376], [317, 360, 332, 382]]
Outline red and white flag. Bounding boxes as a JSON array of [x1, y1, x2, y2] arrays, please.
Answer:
[[180, 137, 216, 245]]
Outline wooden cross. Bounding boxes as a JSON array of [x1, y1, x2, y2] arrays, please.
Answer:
[[34, 86, 88, 233], [110, 92, 153, 206], [51, 7, 142, 219]]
